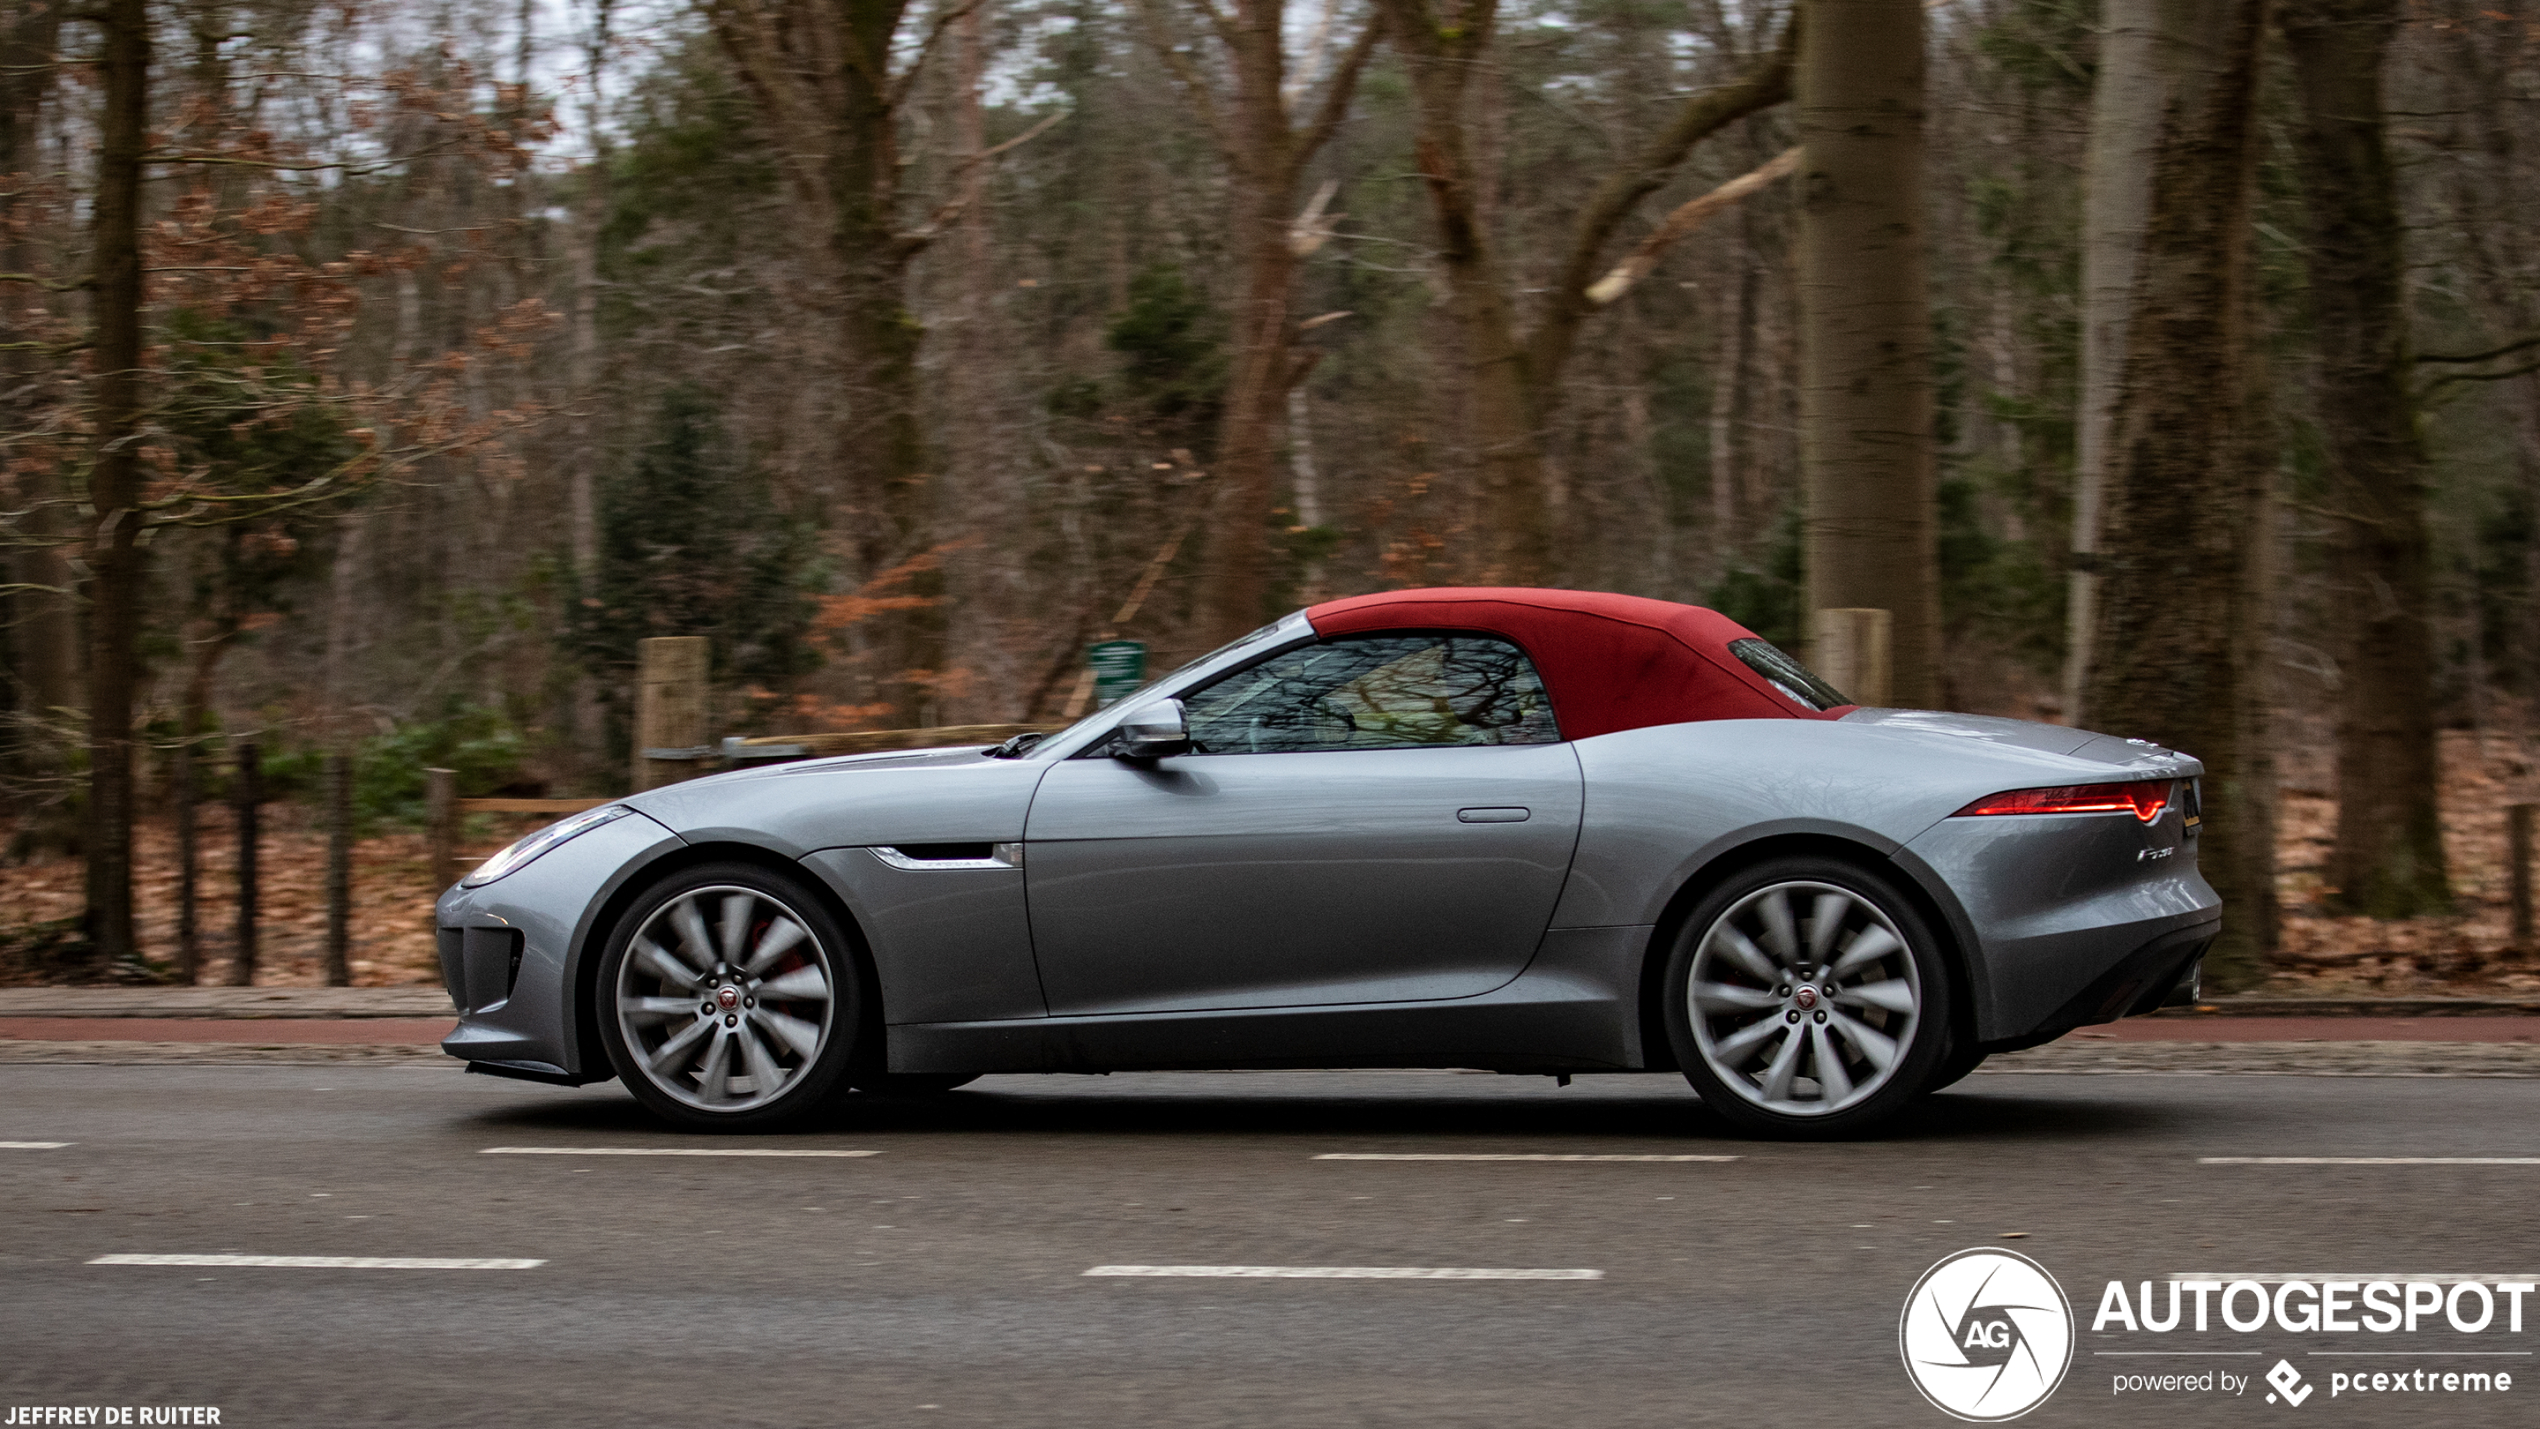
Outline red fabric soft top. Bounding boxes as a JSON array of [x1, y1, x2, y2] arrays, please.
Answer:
[[1303, 587, 1849, 741]]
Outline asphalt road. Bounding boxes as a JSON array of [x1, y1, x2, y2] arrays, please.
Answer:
[[3, 1066, 2535, 1428]]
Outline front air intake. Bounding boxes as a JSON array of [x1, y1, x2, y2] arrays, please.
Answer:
[[439, 927, 526, 1014]]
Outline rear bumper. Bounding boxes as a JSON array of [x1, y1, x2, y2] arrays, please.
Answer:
[[1902, 803, 2220, 1044], [1981, 920, 2215, 1051]]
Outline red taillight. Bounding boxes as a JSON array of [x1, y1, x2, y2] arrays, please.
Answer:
[[1955, 781, 2171, 823]]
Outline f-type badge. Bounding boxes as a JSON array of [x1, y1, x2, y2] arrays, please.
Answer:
[[1900, 1248, 2075, 1421]]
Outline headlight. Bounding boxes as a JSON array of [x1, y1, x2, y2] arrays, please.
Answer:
[[460, 804, 635, 888]]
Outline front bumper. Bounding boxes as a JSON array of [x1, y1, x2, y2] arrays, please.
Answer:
[[434, 807, 685, 1079]]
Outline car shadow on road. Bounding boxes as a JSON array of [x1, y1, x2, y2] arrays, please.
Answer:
[[462, 1072, 2194, 1148]]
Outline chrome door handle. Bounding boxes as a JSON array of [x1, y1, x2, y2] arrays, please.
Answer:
[[1456, 807, 1531, 823]]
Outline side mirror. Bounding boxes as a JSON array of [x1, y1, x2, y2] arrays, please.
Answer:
[[1114, 698, 1191, 759]]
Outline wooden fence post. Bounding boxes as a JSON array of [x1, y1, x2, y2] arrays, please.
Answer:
[[173, 739, 199, 985], [230, 740, 260, 987], [426, 767, 459, 896], [324, 751, 353, 985], [632, 636, 712, 792], [1810, 607, 1893, 708], [2512, 803, 2534, 957]]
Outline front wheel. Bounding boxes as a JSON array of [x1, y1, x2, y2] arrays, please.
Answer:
[[596, 862, 863, 1130], [1661, 856, 1955, 1138]]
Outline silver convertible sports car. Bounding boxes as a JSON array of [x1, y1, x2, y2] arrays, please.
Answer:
[[436, 587, 2218, 1136]]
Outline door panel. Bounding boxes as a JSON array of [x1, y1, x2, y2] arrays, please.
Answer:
[[1023, 743, 1584, 1015]]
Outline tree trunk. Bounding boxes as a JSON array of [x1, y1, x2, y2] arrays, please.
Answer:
[[1193, 0, 1304, 643], [829, 0, 943, 718], [173, 740, 199, 983], [705, 0, 943, 720], [2, 1, 78, 776], [230, 741, 260, 986], [1795, 0, 1941, 707], [2085, 0, 2275, 989], [2065, 0, 2162, 727], [1206, 212, 1298, 638], [1156, 0, 1382, 642], [1379, 0, 1541, 584], [568, 3, 610, 587], [324, 751, 352, 986], [2281, 0, 2449, 917], [944, 0, 1016, 720], [81, 0, 150, 965]]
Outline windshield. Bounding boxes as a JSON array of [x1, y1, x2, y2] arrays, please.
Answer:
[[1032, 615, 1303, 752]]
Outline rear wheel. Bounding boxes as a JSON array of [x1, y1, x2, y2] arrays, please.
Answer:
[[1662, 856, 1954, 1138], [596, 862, 862, 1130]]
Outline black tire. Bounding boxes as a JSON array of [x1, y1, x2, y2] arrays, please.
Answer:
[[850, 1073, 981, 1096], [595, 861, 864, 1131], [1661, 854, 1956, 1139]]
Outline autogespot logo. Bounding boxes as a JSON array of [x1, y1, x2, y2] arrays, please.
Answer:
[[1901, 1248, 2077, 1421]]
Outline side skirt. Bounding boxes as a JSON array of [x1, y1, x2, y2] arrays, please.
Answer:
[[886, 926, 1651, 1075]]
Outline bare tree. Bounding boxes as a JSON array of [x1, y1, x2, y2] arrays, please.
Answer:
[[2086, 0, 2276, 987], [1137, 0, 1383, 641], [79, 0, 152, 964], [2280, 0, 2448, 917], [701, 0, 1054, 714], [1, 0, 76, 768], [1378, 0, 1792, 585], [2064, 0, 2161, 727], [1796, 0, 1941, 707]]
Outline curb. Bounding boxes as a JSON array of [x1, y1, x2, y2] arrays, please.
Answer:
[[0, 987, 451, 1020], [2150, 996, 2540, 1018]]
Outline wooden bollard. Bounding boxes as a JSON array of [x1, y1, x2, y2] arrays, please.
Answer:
[[632, 636, 712, 792], [426, 766, 459, 896], [2512, 803, 2535, 957]]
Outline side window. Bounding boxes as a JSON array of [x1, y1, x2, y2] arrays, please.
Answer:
[[1180, 633, 1559, 754]]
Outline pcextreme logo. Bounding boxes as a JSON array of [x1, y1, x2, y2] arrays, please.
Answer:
[[1901, 1248, 2078, 1421]]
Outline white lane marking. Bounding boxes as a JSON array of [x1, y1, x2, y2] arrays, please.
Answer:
[[2200, 1156, 2540, 1165], [0, 1141, 71, 1149], [480, 1146, 880, 1158], [1312, 1153, 1736, 1162], [1084, 1265, 1601, 1280], [91, 1254, 542, 1270]]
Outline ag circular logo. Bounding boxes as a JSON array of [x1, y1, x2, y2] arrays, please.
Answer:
[[1899, 1248, 2075, 1421]]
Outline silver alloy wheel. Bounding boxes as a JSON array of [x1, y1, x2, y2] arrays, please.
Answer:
[[613, 884, 836, 1113], [1686, 879, 1922, 1117]]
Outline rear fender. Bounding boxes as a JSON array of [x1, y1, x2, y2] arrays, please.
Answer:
[[1632, 829, 1985, 1073]]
